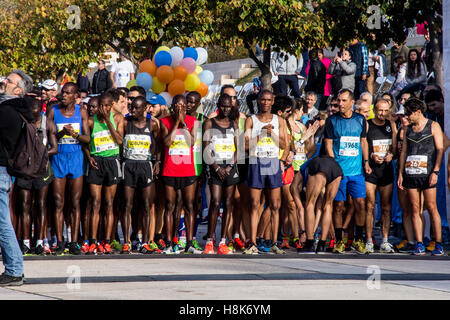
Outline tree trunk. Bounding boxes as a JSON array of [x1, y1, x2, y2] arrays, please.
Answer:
[[426, 12, 443, 89], [245, 42, 273, 91]]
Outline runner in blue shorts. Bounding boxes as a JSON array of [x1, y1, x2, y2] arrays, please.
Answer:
[[323, 88, 372, 254], [47, 82, 90, 255], [243, 90, 289, 255]]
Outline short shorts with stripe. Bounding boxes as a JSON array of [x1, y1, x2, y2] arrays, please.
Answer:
[[335, 174, 366, 201], [122, 160, 154, 188], [86, 156, 122, 186], [207, 165, 240, 187], [403, 175, 436, 190], [51, 150, 85, 179]]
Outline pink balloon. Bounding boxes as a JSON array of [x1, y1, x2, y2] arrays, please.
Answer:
[[180, 58, 196, 74]]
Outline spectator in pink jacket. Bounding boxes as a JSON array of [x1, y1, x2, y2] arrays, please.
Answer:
[[306, 49, 333, 110]]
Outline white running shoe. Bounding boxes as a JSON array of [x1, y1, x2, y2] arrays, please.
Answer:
[[380, 242, 395, 253], [365, 242, 375, 253]]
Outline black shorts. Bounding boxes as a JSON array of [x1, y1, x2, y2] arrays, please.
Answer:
[[365, 162, 394, 186], [208, 165, 240, 187], [162, 176, 198, 190], [86, 156, 122, 186], [15, 164, 54, 190], [123, 160, 154, 188], [403, 175, 437, 190], [308, 156, 343, 184]]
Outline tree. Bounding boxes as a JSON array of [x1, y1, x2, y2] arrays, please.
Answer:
[[212, 0, 328, 90], [319, 0, 443, 88]]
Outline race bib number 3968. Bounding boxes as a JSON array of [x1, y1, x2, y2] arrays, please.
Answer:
[[339, 136, 360, 157]]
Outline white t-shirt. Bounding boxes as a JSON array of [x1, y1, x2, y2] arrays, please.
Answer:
[[111, 60, 135, 88]]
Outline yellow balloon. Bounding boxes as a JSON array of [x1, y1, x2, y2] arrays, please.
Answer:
[[195, 65, 203, 74], [152, 77, 166, 94], [155, 46, 170, 54], [184, 73, 200, 91]]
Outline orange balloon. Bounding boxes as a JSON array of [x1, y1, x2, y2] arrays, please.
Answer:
[[173, 65, 188, 81], [196, 82, 208, 98], [139, 60, 156, 77], [168, 79, 185, 96], [156, 65, 174, 84]]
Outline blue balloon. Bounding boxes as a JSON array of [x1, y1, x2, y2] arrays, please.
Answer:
[[136, 72, 153, 91], [146, 91, 156, 102], [183, 47, 198, 61], [154, 51, 172, 67], [198, 70, 214, 86]]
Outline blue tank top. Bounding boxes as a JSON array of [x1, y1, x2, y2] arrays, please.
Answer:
[[54, 104, 83, 153], [325, 112, 366, 176]]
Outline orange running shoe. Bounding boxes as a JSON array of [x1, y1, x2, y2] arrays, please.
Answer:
[[80, 242, 89, 254], [104, 243, 112, 254], [97, 243, 105, 254], [234, 238, 245, 251], [121, 243, 131, 254], [280, 237, 290, 249], [293, 238, 302, 249], [204, 241, 215, 254], [217, 242, 233, 255], [88, 243, 97, 254]]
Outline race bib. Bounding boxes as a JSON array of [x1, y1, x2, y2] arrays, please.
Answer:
[[169, 134, 190, 156], [294, 140, 306, 161], [339, 136, 360, 157], [372, 139, 392, 158], [125, 134, 151, 157], [56, 123, 80, 144], [255, 136, 278, 158], [405, 155, 428, 175], [213, 136, 235, 160], [193, 136, 202, 153], [93, 130, 118, 153]]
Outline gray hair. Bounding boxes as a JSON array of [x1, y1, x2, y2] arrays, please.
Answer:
[[305, 91, 317, 100], [354, 99, 369, 111], [10, 69, 33, 97], [359, 91, 373, 103]]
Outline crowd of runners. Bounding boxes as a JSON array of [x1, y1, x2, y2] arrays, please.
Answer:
[[0, 43, 448, 260]]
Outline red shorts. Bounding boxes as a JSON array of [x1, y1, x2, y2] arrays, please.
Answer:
[[282, 166, 295, 185]]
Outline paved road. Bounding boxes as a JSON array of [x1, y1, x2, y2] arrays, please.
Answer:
[[2, 252, 450, 300]]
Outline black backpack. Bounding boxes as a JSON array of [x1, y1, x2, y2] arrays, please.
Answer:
[[5, 113, 49, 180]]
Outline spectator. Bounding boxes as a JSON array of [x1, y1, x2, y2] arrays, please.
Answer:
[[390, 41, 409, 74], [40, 79, 59, 114], [0, 69, 34, 286], [305, 92, 319, 119], [328, 48, 356, 96], [76, 71, 90, 93], [404, 48, 427, 93], [246, 77, 262, 115], [304, 49, 326, 108], [111, 53, 135, 89], [271, 49, 303, 98], [390, 56, 408, 98], [92, 60, 113, 94], [425, 89, 444, 129], [306, 49, 332, 110], [348, 38, 369, 100]]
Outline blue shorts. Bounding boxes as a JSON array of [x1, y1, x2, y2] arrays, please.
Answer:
[[335, 174, 366, 201], [51, 151, 85, 179], [247, 158, 283, 189]]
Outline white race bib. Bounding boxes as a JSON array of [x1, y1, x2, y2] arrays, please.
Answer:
[[405, 155, 428, 175], [93, 130, 118, 153], [339, 136, 360, 157], [213, 136, 235, 160], [372, 139, 392, 158], [169, 134, 190, 156], [255, 136, 278, 158], [125, 134, 151, 158]]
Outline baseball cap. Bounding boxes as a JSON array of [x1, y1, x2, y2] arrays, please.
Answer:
[[148, 95, 166, 106], [41, 79, 58, 91]]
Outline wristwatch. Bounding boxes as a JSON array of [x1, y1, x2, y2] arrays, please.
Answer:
[[433, 170, 439, 175]]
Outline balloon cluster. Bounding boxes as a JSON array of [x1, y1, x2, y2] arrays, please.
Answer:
[[127, 46, 214, 106]]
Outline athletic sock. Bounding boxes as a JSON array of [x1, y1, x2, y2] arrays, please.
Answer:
[[335, 228, 343, 242], [355, 226, 364, 241], [408, 241, 415, 245], [220, 238, 226, 245], [36, 239, 43, 247], [207, 238, 213, 243], [23, 239, 30, 249], [318, 239, 326, 247], [137, 233, 143, 243], [234, 233, 240, 240], [366, 238, 373, 244], [382, 237, 388, 244]]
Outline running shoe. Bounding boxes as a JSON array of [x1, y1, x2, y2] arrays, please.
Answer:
[[21, 244, 32, 256], [162, 243, 173, 255], [234, 238, 245, 251], [103, 243, 112, 254], [413, 242, 426, 255], [243, 243, 259, 255], [192, 239, 203, 251], [185, 245, 203, 254], [121, 243, 131, 254], [227, 240, 235, 253], [395, 239, 408, 251], [204, 241, 215, 254], [97, 243, 105, 254], [426, 240, 436, 252], [149, 241, 162, 253], [399, 242, 415, 253], [34, 244, 44, 256], [178, 238, 187, 250], [257, 240, 271, 253], [431, 243, 444, 256], [298, 242, 315, 253], [157, 239, 166, 251], [43, 244, 52, 255], [69, 242, 81, 255], [53, 242, 66, 256], [218, 243, 233, 255], [345, 239, 353, 252], [80, 242, 90, 254], [315, 241, 326, 254], [244, 239, 252, 249], [270, 243, 285, 255], [110, 239, 122, 252], [365, 242, 375, 254], [352, 240, 369, 254], [140, 243, 153, 254], [172, 243, 182, 254], [327, 239, 336, 252], [333, 240, 346, 254], [88, 243, 97, 255], [380, 242, 395, 253], [280, 237, 290, 249], [293, 238, 302, 250]]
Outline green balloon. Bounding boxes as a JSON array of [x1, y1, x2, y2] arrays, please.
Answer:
[[126, 79, 137, 89]]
